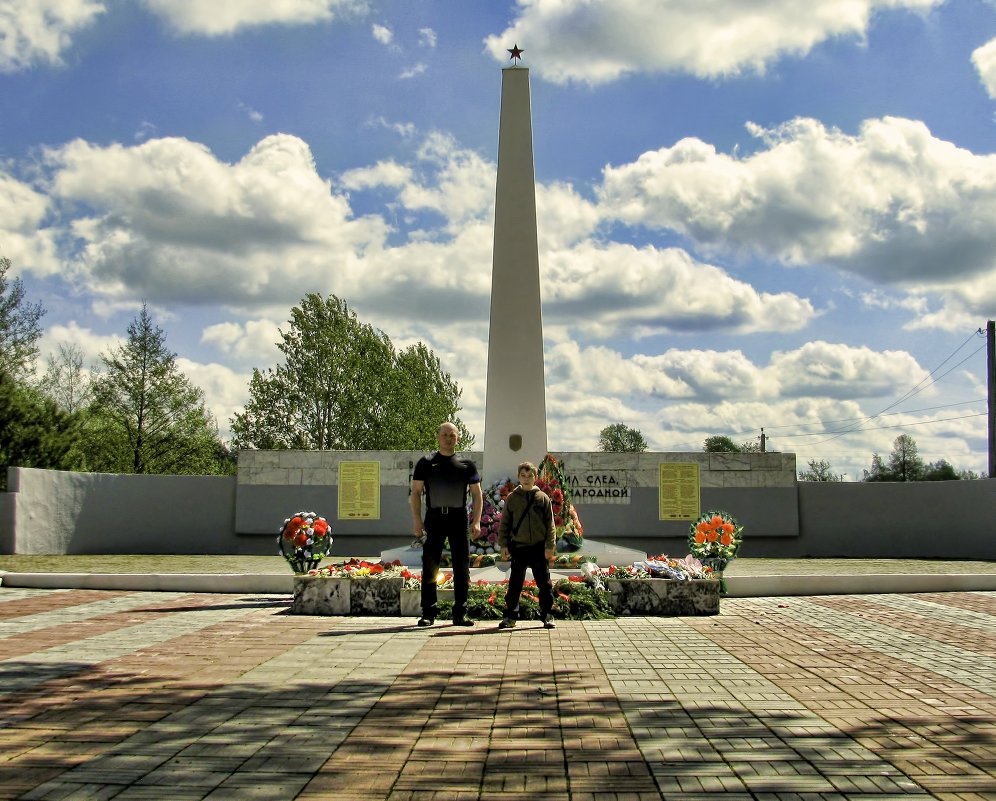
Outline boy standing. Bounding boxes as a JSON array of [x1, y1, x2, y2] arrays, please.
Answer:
[[497, 461, 557, 629]]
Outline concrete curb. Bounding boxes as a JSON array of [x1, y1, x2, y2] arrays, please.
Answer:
[[3, 570, 995, 597]]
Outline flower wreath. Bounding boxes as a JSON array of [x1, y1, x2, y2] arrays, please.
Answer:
[[688, 510, 743, 563], [278, 511, 333, 573]]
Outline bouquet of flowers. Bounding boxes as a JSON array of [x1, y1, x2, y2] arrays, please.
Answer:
[[689, 511, 743, 563], [470, 477, 515, 554], [278, 511, 333, 574], [310, 559, 404, 579], [537, 454, 584, 551]]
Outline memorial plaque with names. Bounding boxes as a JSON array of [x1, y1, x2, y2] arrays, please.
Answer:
[[658, 462, 700, 521], [338, 461, 381, 520]]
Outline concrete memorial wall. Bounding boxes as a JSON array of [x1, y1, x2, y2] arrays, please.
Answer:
[[4, 451, 992, 558]]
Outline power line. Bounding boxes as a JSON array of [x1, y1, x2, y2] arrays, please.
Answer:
[[735, 398, 985, 438], [783, 333, 985, 447]]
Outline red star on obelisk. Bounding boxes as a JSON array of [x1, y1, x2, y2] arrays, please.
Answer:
[[507, 44, 524, 63]]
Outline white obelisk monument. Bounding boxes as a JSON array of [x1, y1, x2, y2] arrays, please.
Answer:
[[483, 57, 548, 482]]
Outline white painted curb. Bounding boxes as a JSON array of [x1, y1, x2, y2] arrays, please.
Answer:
[[3, 570, 995, 597]]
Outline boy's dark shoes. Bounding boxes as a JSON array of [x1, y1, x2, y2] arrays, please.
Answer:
[[453, 617, 475, 627], [542, 618, 556, 629], [498, 618, 516, 629], [417, 617, 434, 627]]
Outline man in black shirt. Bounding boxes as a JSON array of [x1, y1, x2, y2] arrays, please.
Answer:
[[410, 421, 483, 627]]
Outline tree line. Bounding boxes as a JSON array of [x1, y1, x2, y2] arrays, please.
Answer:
[[0, 257, 471, 486]]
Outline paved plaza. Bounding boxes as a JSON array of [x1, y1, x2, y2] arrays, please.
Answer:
[[0, 585, 993, 800]]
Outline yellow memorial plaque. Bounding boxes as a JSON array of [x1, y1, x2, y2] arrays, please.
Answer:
[[338, 461, 380, 520], [658, 462, 700, 521]]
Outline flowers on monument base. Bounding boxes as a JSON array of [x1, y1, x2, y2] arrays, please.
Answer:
[[309, 559, 404, 579], [278, 511, 333, 574]]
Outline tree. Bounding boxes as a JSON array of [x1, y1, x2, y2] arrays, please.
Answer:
[[923, 459, 959, 481], [887, 433, 925, 482], [703, 435, 740, 453], [231, 293, 473, 451], [0, 372, 80, 489], [38, 342, 94, 413], [862, 452, 892, 481], [0, 257, 45, 381], [87, 304, 223, 474], [798, 458, 844, 482], [598, 423, 648, 452]]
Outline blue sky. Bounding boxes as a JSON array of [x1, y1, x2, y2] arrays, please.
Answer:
[[1, 0, 994, 480]]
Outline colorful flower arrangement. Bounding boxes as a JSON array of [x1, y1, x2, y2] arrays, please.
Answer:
[[537, 454, 584, 551], [688, 511, 743, 563], [470, 477, 515, 554], [584, 555, 715, 583], [308, 559, 404, 579], [278, 511, 333, 574]]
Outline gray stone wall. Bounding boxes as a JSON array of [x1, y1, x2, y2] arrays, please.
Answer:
[[3, 454, 992, 559]]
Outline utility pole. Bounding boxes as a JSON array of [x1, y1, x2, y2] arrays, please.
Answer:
[[988, 320, 995, 479], [760, 428, 766, 453]]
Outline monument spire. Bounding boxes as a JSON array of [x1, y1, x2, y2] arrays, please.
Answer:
[[483, 62, 548, 482]]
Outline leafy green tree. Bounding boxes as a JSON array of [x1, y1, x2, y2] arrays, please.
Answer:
[[0, 257, 45, 381], [887, 433, 925, 482], [87, 304, 223, 474], [798, 458, 844, 482], [231, 293, 473, 450], [923, 459, 959, 481], [703, 435, 740, 453], [862, 452, 891, 482], [0, 372, 80, 489], [598, 423, 648, 452]]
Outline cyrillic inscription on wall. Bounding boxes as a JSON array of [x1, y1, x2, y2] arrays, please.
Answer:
[[565, 470, 630, 504]]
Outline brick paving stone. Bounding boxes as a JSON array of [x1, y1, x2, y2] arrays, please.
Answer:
[[0, 587, 993, 799]]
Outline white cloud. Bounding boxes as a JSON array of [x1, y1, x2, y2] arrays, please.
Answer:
[[0, 0, 105, 72], [141, 0, 366, 36], [542, 243, 815, 337], [176, 357, 249, 436], [371, 23, 392, 45], [766, 341, 928, 398], [37, 322, 122, 369], [418, 27, 436, 48], [200, 319, 282, 365], [399, 62, 427, 79], [598, 117, 996, 291], [484, 0, 943, 84], [972, 37, 996, 99], [0, 170, 60, 274], [45, 134, 388, 307]]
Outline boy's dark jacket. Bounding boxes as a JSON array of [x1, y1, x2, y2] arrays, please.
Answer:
[[498, 486, 556, 551]]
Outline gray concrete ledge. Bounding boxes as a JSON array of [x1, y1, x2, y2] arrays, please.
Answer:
[[4, 570, 996, 597]]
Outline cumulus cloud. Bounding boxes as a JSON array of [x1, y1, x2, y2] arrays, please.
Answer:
[[598, 116, 996, 290], [0, 170, 61, 274], [542, 243, 815, 337], [141, 0, 365, 36], [0, 0, 105, 72], [44, 134, 389, 307], [972, 37, 996, 99], [484, 0, 942, 84], [200, 319, 283, 365], [546, 340, 928, 407]]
